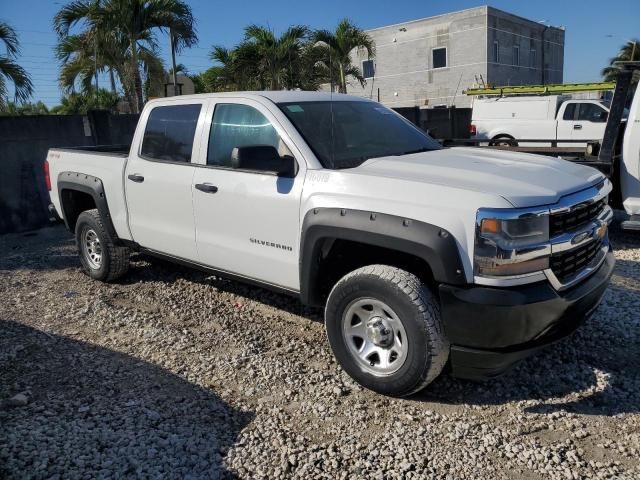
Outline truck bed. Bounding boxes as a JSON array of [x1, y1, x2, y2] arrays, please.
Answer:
[[47, 146, 132, 241]]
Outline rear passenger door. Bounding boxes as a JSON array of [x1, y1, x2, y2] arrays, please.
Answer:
[[125, 102, 206, 260], [191, 99, 305, 291]]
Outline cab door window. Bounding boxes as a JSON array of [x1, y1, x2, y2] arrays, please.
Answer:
[[207, 103, 285, 167], [577, 103, 608, 123]]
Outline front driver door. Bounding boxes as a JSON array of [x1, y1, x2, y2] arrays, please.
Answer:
[[192, 99, 305, 291], [570, 102, 608, 146]]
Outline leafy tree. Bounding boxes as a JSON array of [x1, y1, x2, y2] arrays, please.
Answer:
[[54, 0, 196, 113], [50, 88, 120, 115], [601, 39, 640, 82], [312, 19, 375, 93], [0, 101, 49, 116], [190, 66, 227, 93], [0, 21, 33, 105]]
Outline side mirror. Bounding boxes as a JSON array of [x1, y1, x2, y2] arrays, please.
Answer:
[[231, 145, 296, 177]]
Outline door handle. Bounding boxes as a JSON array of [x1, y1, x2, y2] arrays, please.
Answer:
[[195, 183, 218, 193], [573, 124, 583, 130], [127, 174, 145, 183]]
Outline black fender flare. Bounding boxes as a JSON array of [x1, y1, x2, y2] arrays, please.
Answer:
[[57, 171, 120, 241], [299, 208, 467, 306]]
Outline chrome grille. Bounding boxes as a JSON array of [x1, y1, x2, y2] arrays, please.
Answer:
[[550, 237, 603, 282], [550, 198, 607, 237]]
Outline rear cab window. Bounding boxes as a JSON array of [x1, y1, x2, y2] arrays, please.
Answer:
[[141, 104, 202, 162]]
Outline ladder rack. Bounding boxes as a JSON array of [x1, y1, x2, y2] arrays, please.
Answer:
[[463, 82, 616, 96]]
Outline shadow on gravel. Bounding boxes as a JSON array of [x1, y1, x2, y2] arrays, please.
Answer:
[[0, 320, 252, 479], [129, 253, 325, 322], [414, 276, 640, 417], [0, 226, 79, 272]]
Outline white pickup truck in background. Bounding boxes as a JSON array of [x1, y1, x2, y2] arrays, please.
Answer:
[[46, 91, 617, 397], [470, 95, 610, 146]]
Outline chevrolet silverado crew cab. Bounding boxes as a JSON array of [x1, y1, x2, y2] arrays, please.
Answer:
[[46, 92, 615, 397]]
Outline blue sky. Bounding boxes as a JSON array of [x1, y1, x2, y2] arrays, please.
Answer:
[[1, 0, 637, 106]]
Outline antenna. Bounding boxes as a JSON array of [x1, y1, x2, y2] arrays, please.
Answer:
[[329, 47, 335, 168], [94, 35, 99, 104]]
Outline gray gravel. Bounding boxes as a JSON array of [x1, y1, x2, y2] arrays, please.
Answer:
[[1, 224, 639, 479]]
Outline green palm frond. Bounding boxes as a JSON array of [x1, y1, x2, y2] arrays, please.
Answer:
[[0, 21, 33, 104], [0, 57, 34, 104]]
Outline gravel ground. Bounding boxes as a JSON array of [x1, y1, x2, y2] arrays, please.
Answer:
[[1, 224, 639, 479]]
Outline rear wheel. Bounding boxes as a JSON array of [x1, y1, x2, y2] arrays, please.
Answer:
[[490, 135, 517, 147], [325, 265, 449, 397], [75, 209, 130, 282]]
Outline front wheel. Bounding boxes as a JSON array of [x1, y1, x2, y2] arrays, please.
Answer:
[[325, 265, 449, 397]]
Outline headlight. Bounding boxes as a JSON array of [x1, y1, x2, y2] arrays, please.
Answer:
[[474, 208, 550, 277]]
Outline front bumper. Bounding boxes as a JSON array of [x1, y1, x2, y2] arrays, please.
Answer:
[[439, 249, 615, 380]]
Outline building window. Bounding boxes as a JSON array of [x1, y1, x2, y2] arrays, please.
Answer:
[[432, 47, 447, 69], [512, 45, 520, 66], [362, 60, 375, 79], [530, 49, 537, 68], [493, 41, 500, 63]]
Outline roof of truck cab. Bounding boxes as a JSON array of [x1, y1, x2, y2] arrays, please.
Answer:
[[146, 91, 373, 104]]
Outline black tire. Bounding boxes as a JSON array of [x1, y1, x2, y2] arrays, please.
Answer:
[[325, 265, 449, 397], [75, 209, 130, 282], [489, 135, 517, 147]]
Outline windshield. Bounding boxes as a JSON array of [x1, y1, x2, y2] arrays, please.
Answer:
[[278, 101, 441, 169]]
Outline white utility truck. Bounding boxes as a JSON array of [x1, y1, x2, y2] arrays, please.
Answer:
[[47, 91, 616, 397], [468, 83, 613, 147]]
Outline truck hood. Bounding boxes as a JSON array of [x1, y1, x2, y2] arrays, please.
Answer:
[[357, 147, 605, 208]]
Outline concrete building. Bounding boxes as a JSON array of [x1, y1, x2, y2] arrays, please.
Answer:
[[346, 6, 565, 108]]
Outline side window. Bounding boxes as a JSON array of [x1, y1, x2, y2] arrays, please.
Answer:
[[207, 104, 282, 167], [577, 103, 608, 123], [140, 104, 202, 162], [563, 103, 576, 121]]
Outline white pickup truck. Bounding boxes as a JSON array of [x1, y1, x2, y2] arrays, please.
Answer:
[[46, 91, 615, 397], [470, 95, 609, 146]]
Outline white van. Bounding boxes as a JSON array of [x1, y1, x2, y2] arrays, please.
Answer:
[[470, 95, 609, 147]]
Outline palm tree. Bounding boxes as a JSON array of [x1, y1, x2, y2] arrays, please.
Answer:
[[0, 21, 33, 105], [242, 24, 309, 90], [602, 39, 640, 82], [210, 25, 310, 92], [54, 0, 197, 113], [210, 43, 262, 91], [312, 19, 375, 93]]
